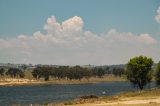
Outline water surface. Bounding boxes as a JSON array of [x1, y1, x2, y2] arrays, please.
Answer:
[[0, 81, 155, 106]]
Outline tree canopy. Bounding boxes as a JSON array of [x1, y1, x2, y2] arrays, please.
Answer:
[[126, 56, 153, 90], [32, 66, 106, 81]]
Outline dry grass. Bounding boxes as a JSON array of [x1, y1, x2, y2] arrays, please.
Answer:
[[48, 88, 160, 106], [0, 73, 126, 86]]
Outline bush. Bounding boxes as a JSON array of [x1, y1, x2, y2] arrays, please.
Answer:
[[79, 95, 98, 99]]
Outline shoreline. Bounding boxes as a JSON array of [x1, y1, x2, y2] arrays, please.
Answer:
[[0, 76, 126, 86], [50, 88, 160, 106], [0, 78, 156, 87], [0, 80, 127, 87]]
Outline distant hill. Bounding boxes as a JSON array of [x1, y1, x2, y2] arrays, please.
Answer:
[[0, 63, 158, 70]]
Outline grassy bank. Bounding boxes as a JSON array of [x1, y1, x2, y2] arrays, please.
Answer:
[[48, 88, 160, 106], [0, 75, 126, 86]]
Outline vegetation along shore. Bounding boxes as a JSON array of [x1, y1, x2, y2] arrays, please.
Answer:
[[48, 88, 160, 106]]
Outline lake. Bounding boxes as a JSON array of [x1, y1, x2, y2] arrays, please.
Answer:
[[0, 81, 156, 106]]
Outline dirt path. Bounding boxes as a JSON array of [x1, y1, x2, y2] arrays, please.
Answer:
[[75, 97, 160, 106]]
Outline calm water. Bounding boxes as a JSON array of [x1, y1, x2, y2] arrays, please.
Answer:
[[0, 81, 156, 106]]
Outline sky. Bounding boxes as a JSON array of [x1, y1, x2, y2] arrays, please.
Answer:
[[0, 0, 160, 65]]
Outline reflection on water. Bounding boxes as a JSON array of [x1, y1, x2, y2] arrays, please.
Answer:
[[0, 81, 156, 105]]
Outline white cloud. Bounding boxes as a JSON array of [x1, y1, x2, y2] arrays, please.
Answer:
[[33, 31, 47, 42], [155, 6, 160, 23], [0, 16, 160, 65], [44, 16, 83, 39], [62, 16, 83, 32], [138, 34, 157, 44]]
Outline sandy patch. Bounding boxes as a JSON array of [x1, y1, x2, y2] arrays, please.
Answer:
[[74, 97, 160, 106], [0, 78, 40, 86]]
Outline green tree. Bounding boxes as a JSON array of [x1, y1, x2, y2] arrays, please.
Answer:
[[113, 68, 125, 77], [155, 61, 160, 86], [92, 68, 105, 78], [66, 66, 84, 80], [32, 67, 42, 79], [19, 72, 25, 78], [126, 56, 153, 90], [54, 66, 68, 79], [32, 67, 52, 81], [0, 68, 5, 76], [72, 66, 84, 80], [6, 68, 25, 78], [83, 68, 92, 81], [42, 69, 50, 81]]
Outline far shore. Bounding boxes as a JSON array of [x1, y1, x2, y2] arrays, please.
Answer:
[[0, 75, 126, 86]]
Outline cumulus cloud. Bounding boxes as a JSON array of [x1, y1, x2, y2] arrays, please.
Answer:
[[44, 16, 83, 38], [155, 6, 160, 23], [0, 16, 160, 65]]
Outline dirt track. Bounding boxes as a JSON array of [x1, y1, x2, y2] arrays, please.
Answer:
[[75, 97, 160, 106]]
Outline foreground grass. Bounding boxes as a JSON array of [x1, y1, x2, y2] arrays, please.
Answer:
[[46, 88, 160, 106]]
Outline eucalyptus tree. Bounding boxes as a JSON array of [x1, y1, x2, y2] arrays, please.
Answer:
[[126, 56, 153, 90]]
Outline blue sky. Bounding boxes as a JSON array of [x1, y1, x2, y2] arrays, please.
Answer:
[[0, 0, 160, 65], [0, 0, 160, 40]]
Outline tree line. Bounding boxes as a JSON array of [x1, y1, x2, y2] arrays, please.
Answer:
[[0, 68, 25, 78], [32, 66, 107, 81], [0, 65, 125, 80], [0, 55, 160, 90]]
